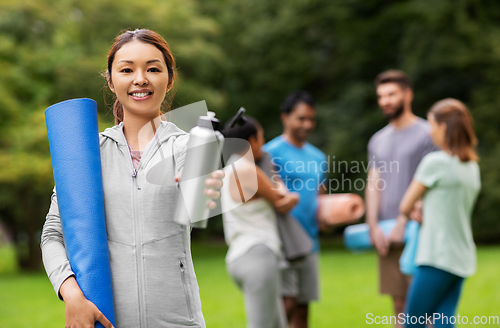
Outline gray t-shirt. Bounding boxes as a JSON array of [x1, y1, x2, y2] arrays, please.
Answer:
[[368, 118, 437, 221]]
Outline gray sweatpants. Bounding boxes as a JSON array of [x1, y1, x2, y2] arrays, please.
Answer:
[[227, 245, 287, 328]]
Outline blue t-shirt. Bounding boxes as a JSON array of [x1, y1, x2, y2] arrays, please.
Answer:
[[263, 136, 327, 252]]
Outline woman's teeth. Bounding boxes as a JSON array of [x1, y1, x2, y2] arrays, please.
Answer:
[[131, 92, 150, 97]]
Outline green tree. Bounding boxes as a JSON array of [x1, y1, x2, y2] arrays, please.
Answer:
[[0, 0, 226, 269], [207, 0, 500, 241]]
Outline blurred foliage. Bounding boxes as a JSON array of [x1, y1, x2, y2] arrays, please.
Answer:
[[0, 0, 226, 268], [0, 0, 499, 268], [0, 245, 19, 275], [205, 0, 500, 243]]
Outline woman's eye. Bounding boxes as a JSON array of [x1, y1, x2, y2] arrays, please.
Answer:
[[148, 67, 161, 72], [120, 68, 132, 73]]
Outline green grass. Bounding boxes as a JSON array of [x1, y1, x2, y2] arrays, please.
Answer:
[[0, 272, 65, 327], [0, 245, 18, 275], [1, 243, 499, 327]]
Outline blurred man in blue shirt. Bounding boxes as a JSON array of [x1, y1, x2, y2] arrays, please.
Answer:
[[264, 91, 326, 328]]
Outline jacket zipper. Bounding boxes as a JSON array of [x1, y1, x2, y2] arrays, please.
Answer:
[[132, 168, 141, 190], [128, 139, 163, 327], [122, 130, 172, 326], [179, 259, 194, 320], [129, 156, 147, 327]]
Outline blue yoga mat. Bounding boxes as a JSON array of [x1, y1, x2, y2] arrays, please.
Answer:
[[399, 222, 420, 275], [343, 219, 419, 252], [45, 98, 116, 328]]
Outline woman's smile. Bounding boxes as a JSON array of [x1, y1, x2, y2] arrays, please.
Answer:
[[129, 89, 153, 101]]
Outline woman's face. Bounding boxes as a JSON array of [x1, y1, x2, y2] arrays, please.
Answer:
[[428, 113, 447, 149], [249, 127, 265, 161], [108, 39, 171, 121]]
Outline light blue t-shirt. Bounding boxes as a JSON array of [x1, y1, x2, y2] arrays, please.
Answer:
[[263, 136, 327, 252], [414, 151, 481, 277]]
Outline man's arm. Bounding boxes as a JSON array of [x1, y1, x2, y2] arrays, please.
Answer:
[[365, 168, 389, 256]]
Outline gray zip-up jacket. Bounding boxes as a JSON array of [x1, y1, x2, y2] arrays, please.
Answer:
[[41, 121, 206, 328]]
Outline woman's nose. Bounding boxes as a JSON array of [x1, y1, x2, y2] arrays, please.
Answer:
[[133, 71, 148, 86]]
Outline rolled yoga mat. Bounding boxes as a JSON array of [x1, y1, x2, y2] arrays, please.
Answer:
[[45, 98, 116, 328], [343, 218, 419, 253], [399, 222, 420, 275], [317, 194, 365, 226]]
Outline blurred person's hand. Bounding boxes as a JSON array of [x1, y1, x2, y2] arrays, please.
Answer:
[[388, 214, 407, 245], [409, 200, 423, 224], [274, 192, 300, 214], [370, 225, 389, 256], [273, 179, 288, 197]]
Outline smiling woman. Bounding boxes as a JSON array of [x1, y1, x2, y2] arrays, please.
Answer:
[[106, 29, 176, 127], [41, 29, 224, 328]]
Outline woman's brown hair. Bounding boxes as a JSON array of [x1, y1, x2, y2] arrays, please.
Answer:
[[428, 98, 478, 162], [106, 29, 176, 125]]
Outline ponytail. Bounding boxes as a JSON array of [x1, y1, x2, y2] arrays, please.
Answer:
[[113, 100, 124, 125]]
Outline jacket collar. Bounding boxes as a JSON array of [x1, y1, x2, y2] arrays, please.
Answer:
[[101, 121, 185, 146], [101, 121, 187, 172]]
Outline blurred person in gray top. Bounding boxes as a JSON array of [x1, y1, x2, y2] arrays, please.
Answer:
[[365, 70, 437, 327]]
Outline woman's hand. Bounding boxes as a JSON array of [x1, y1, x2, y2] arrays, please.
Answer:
[[203, 170, 225, 209], [174, 170, 225, 209], [409, 200, 423, 223], [60, 277, 114, 328], [274, 180, 288, 197], [274, 192, 300, 214]]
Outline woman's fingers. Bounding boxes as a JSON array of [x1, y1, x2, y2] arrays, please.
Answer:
[[64, 296, 112, 328], [205, 169, 225, 190], [204, 188, 221, 199], [205, 177, 223, 190], [211, 169, 225, 180], [95, 310, 114, 328], [176, 170, 223, 188], [207, 200, 217, 210]]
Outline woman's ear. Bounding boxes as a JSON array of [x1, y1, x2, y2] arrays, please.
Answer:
[[166, 72, 175, 92], [106, 71, 115, 93], [439, 121, 447, 135]]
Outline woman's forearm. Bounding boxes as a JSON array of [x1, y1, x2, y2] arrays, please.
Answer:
[[399, 180, 427, 216], [60, 276, 84, 301]]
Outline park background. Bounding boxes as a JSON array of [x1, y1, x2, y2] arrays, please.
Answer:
[[0, 0, 499, 326]]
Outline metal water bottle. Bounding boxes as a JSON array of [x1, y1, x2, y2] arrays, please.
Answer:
[[174, 112, 224, 228]]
